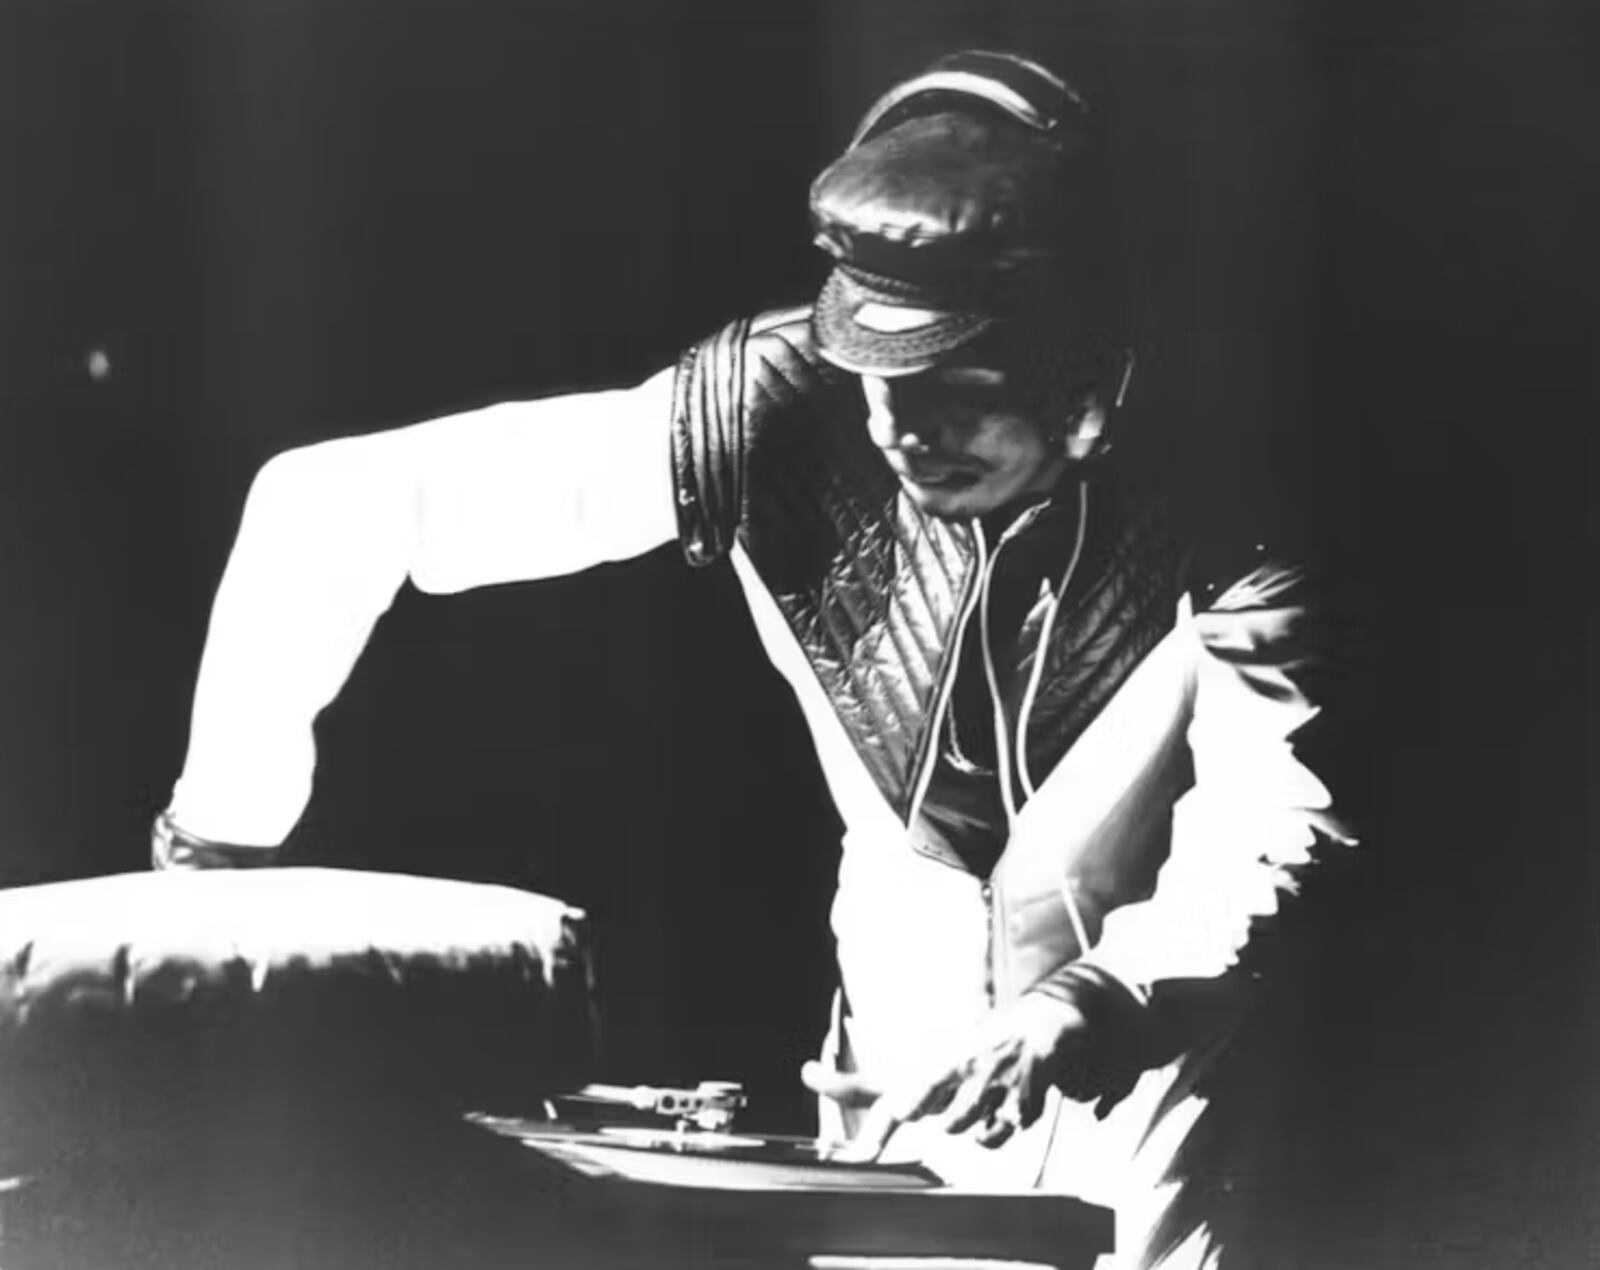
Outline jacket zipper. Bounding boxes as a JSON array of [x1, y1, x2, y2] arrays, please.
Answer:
[[901, 509, 1050, 1004], [981, 878, 997, 1003]]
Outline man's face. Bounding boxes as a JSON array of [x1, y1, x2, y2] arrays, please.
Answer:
[[859, 360, 1065, 520]]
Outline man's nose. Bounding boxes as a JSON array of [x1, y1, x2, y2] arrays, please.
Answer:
[[864, 377, 930, 452]]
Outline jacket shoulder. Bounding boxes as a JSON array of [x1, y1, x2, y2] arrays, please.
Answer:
[[670, 305, 847, 566]]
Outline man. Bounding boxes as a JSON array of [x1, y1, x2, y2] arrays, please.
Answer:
[[154, 51, 1355, 1269]]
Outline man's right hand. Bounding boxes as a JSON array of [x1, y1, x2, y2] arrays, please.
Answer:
[[800, 992, 1094, 1160]]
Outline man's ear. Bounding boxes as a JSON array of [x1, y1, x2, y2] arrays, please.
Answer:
[[1061, 394, 1108, 461], [1060, 343, 1133, 461]]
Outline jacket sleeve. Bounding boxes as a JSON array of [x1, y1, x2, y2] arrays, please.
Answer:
[[1071, 549, 1360, 1008], [669, 306, 830, 568], [165, 373, 678, 852]]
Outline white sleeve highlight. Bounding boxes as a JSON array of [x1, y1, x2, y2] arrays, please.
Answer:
[[1078, 584, 1355, 993], [168, 369, 677, 847], [408, 368, 677, 593]]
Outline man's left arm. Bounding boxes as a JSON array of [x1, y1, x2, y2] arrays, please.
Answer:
[[1047, 551, 1361, 1086]]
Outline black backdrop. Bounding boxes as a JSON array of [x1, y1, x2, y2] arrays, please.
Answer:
[[0, 1, 1591, 1266]]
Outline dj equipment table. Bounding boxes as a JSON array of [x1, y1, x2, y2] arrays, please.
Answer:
[[0, 1111, 1112, 1270]]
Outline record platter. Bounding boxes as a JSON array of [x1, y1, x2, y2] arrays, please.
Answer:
[[466, 1082, 1114, 1269]]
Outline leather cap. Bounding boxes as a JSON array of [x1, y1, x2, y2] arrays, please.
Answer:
[[810, 52, 1101, 375]]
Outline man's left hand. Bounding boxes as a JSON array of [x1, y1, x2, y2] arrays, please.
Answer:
[[802, 992, 1093, 1160]]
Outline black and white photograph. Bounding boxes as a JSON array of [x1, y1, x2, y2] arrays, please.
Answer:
[[0, 2, 1589, 1267]]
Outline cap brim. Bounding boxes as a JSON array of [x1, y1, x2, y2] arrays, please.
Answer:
[[812, 267, 996, 376]]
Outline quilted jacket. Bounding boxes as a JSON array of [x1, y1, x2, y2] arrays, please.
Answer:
[[669, 306, 1353, 1057]]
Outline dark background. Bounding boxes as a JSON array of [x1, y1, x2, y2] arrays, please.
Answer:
[[0, 0, 1590, 1266]]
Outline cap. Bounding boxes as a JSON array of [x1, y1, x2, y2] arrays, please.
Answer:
[[809, 51, 1095, 376]]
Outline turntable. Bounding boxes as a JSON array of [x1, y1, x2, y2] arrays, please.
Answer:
[[468, 1082, 1114, 1269]]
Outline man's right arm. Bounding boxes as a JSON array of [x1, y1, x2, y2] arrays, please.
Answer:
[[163, 367, 679, 855]]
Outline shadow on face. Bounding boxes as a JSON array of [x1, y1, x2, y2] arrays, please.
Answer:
[[858, 360, 1070, 521]]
